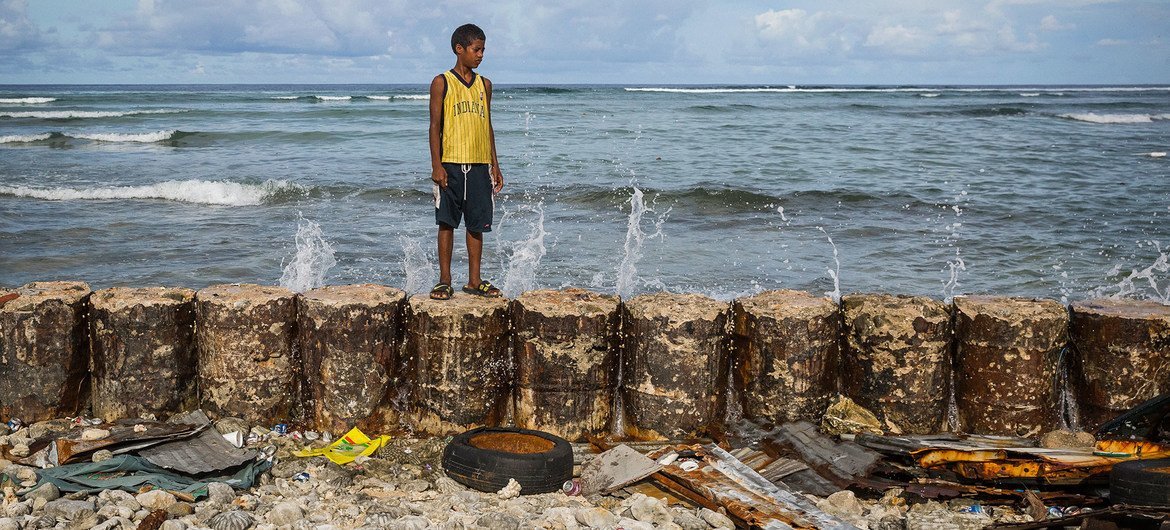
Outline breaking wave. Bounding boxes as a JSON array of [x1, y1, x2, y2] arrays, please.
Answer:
[[0, 133, 53, 143], [1059, 113, 1170, 124], [0, 109, 186, 119], [72, 130, 178, 143], [0, 179, 308, 206], [0, 97, 57, 104]]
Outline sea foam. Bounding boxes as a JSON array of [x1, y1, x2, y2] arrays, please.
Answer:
[[1060, 113, 1170, 124], [0, 109, 184, 119], [0, 133, 52, 143], [73, 130, 177, 143], [0, 179, 303, 206], [0, 97, 56, 104]]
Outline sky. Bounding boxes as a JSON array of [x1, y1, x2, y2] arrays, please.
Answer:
[[1, 0, 1166, 85]]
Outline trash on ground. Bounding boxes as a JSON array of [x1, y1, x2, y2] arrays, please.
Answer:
[[292, 426, 390, 465]]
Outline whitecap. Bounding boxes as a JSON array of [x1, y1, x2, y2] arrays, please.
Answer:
[[1020, 93, 1041, 97], [0, 133, 52, 143], [271, 96, 300, 100], [0, 109, 185, 119], [1059, 113, 1163, 124], [366, 95, 392, 100], [313, 95, 352, 101], [1147, 152, 1168, 158], [393, 94, 429, 100], [0, 97, 56, 104], [0, 179, 304, 206], [919, 93, 941, 98], [73, 130, 177, 143]]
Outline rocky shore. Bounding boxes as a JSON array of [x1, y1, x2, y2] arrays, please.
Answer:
[[1, 419, 1037, 530]]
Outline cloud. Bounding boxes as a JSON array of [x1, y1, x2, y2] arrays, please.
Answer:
[[864, 24, 933, 55], [1039, 15, 1073, 31], [1097, 38, 1128, 46], [0, 0, 45, 51]]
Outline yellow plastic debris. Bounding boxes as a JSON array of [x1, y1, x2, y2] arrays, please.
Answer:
[[294, 427, 390, 465]]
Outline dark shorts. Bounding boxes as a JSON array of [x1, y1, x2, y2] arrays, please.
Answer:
[[434, 163, 494, 232]]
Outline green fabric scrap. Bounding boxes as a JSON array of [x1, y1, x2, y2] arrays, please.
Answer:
[[20, 454, 271, 499]]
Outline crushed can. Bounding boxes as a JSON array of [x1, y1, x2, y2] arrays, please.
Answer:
[[6, 418, 22, 431], [274, 423, 289, 435], [562, 478, 581, 496]]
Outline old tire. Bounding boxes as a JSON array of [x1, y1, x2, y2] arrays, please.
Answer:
[[442, 426, 573, 494], [1110, 458, 1170, 506]]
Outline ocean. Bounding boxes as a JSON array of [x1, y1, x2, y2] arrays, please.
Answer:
[[1, 84, 1168, 304]]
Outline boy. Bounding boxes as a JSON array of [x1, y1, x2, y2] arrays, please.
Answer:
[[428, 23, 504, 300]]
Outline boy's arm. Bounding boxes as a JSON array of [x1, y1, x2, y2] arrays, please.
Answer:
[[484, 77, 504, 193], [429, 75, 447, 188]]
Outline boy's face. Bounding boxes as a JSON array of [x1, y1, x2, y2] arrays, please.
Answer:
[[454, 39, 485, 69]]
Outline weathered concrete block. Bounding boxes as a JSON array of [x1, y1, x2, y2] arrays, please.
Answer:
[[1071, 299, 1170, 430], [732, 290, 840, 427], [195, 284, 297, 424], [402, 294, 511, 435], [841, 294, 951, 434], [954, 296, 1067, 436], [0, 281, 90, 422], [621, 292, 730, 440], [90, 286, 198, 421], [513, 288, 619, 441], [298, 284, 405, 434]]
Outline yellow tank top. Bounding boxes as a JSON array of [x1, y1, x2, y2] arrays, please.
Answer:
[[440, 70, 492, 164]]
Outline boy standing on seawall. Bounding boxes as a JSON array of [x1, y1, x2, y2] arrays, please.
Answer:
[[428, 23, 505, 300]]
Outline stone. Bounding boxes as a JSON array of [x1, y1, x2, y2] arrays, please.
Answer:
[[496, 478, 521, 499], [0, 518, 17, 530], [905, 501, 989, 530], [205, 483, 236, 506], [700, 508, 735, 529], [513, 288, 620, 441], [24, 482, 59, 502], [733, 290, 840, 426], [541, 507, 580, 529], [89, 286, 199, 421], [196, 284, 297, 424], [8, 445, 28, 458], [160, 521, 188, 530], [137, 489, 177, 511], [615, 518, 655, 530], [298, 285, 405, 433], [100, 488, 141, 511], [31, 514, 58, 528], [1070, 299, 1170, 429], [389, 515, 430, 529], [266, 501, 303, 526], [621, 293, 730, 439], [3, 502, 29, 517], [0, 281, 91, 422], [477, 511, 521, 530], [92, 449, 114, 462], [821, 394, 884, 436], [842, 294, 952, 434], [167, 502, 194, 517], [628, 494, 672, 526], [1039, 429, 1096, 449], [819, 490, 864, 518], [402, 294, 511, 435], [207, 510, 256, 530], [954, 296, 1067, 436], [43, 498, 95, 521], [671, 509, 709, 530], [575, 507, 617, 528], [81, 427, 111, 440]]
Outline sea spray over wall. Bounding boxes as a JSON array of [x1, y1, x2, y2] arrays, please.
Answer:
[[400, 236, 435, 295], [279, 216, 337, 293], [614, 188, 669, 299], [500, 204, 547, 297], [818, 227, 842, 304], [1094, 240, 1170, 305]]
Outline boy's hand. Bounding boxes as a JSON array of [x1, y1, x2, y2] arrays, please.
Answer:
[[491, 166, 504, 193], [431, 165, 447, 188]]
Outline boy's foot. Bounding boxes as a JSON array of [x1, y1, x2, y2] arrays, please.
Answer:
[[430, 282, 454, 300], [462, 280, 502, 298]]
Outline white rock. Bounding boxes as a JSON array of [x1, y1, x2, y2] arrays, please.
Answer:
[[818, 490, 865, 519], [0, 518, 18, 530], [575, 507, 617, 528], [3, 502, 29, 517], [160, 520, 187, 530], [44, 498, 96, 520], [390, 515, 430, 529], [137, 489, 177, 511], [541, 506, 580, 529], [25, 482, 60, 502], [92, 449, 114, 462], [81, 428, 111, 441], [629, 494, 672, 526], [8, 445, 28, 458], [616, 518, 655, 530], [496, 478, 522, 500], [206, 482, 236, 506], [700, 507, 735, 529], [267, 501, 304, 526]]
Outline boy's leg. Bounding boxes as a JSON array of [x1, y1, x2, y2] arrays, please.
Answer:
[[466, 229, 483, 289], [437, 225, 454, 286]]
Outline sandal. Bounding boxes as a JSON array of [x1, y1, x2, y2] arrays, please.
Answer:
[[462, 280, 502, 298], [430, 282, 454, 300]]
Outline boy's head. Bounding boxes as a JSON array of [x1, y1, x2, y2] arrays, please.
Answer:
[[451, 24, 486, 53]]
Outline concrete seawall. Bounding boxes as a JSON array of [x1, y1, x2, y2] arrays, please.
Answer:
[[2, 281, 1168, 441]]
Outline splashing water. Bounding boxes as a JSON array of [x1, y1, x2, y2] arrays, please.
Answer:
[[400, 236, 435, 295], [615, 188, 669, 299], [501, 204, 547, 297], [1094, 240, 1170, 304], [279, 216, 336, 293], [818, 227, 842, 303], [941, 188, 968, 304]]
